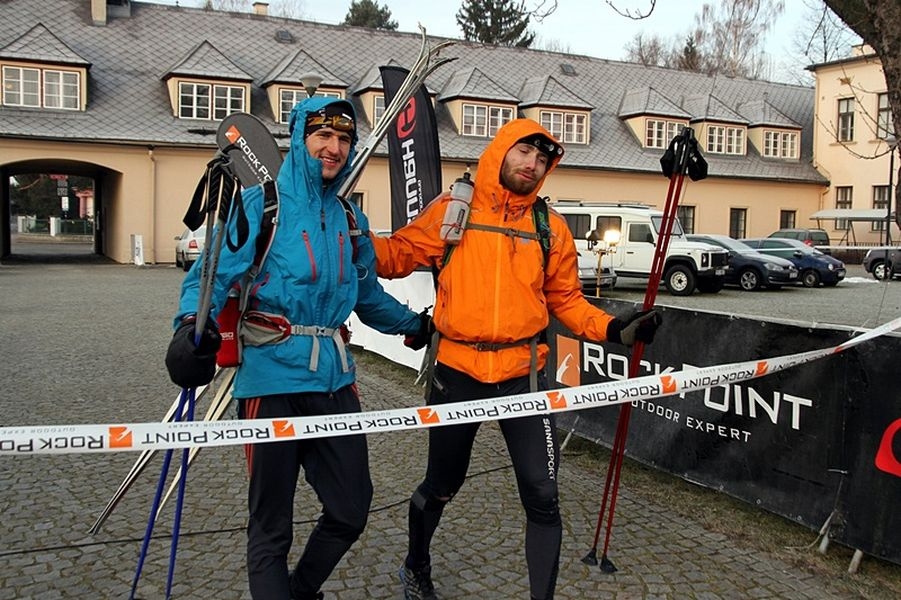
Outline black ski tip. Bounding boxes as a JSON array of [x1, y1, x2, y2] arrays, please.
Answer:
[[581, 548, 598, 566], [599, 554, 618, 573]]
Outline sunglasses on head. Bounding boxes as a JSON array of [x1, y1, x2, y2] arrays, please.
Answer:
[[306, 114, 355, 132]]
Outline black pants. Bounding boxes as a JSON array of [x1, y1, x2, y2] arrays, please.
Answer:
[[238, 387, 372, 600], [406, 363, 562, 600]]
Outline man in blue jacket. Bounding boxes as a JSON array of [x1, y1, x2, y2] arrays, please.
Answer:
[[165, 97, 430, 600]]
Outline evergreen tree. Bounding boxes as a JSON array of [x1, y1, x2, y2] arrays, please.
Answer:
[[456, 0, 535, 48], [677, 36, 703, 72], [343, 0, 398, 30]]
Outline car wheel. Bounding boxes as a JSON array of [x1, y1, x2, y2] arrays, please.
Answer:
[[183, 259, 191, 272], [664, 264, 696, 296], [738, 268, 761, 291], [801, 269, 820, 287], [872, 261, 886, 280], [175, 252, 183, 268]]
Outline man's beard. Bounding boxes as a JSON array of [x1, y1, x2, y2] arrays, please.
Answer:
[[500, 168, 539, 195]]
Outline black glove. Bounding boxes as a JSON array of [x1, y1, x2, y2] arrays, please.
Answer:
[[165, 316, 222, 388], [404, 309, 435, 351], [606, 309, 662, 347]]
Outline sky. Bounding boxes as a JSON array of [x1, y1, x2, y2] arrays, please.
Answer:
[[163, 1, 851, 84]]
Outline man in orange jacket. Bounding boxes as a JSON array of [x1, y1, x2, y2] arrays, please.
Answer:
[[371, 118, 661, 600]]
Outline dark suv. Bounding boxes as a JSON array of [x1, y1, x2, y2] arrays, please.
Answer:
[[767, 228, 831, 254], [863, 247, 901, 280]]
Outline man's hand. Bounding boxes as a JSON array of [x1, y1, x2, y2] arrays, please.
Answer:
[[404, 309, 435, 351], [606, 309, 662, 347], [165, 316, 222, 388]]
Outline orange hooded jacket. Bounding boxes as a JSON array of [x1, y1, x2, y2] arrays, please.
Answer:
[[371, 118, 616, 383]]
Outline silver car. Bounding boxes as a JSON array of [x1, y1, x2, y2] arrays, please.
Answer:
[[174, 226, 206, 271]]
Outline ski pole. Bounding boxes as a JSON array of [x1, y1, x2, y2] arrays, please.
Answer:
[[129, 157, 241, 598], [585, 128, 705, 573]]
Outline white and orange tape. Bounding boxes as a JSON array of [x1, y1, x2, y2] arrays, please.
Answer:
[[2, 317, 899, 456]]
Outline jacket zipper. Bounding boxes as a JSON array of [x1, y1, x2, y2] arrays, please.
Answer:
[[302, 231, 317, 281]]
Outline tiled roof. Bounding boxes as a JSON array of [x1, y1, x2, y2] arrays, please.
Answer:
[[681, 94, 749, 125], [737, 99, 801, 129], [0, 22, 90, 66], [164, 40, 253, 81], [439, 67, 518, 103], [619, 87, 691, 119], [260, 48, 347, 89], [0, 0, 825, 184], [519, 75, 593, 109]]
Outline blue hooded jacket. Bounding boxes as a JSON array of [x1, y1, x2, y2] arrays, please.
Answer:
[[176, 97, 420, 398]]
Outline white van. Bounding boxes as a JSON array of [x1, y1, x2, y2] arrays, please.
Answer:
[[553, 202, 729, 295]]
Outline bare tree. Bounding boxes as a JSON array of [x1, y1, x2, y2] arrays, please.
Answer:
[[692, 0, 784, 79], [794, 0, 857, 65], [624, 31, 671, 67], [205, 0, 250, 12], [270, 0, 306, 19], [536, 36, 573, 54]]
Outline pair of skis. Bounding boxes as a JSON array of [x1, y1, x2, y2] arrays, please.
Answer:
[[90, 26, 455, 598]]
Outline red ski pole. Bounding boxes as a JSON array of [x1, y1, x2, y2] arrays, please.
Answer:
[[583, 128, 707, 572]]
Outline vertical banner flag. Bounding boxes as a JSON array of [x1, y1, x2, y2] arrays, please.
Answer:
[[380, 66, 443, 231]]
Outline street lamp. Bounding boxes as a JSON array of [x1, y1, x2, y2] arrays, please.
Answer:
[[299, 72, 323, 98], [884, 134, 897, 279]]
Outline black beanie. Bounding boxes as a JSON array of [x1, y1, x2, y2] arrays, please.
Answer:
[[516, 133, 564, 160]]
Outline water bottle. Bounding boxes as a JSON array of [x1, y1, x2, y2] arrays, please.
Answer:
[[440, 171, 474, 244]]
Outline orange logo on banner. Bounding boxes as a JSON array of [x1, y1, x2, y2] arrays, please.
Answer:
[[108, 426, 133, 449], [755, 361, 769, 376], [660, 375, 677, 394], [225, 125, 241, 144], [555, 334, 581, 387], [875, 418, 901, 478], [546, 391, 567, 410], [417, 408, 440, 424], [273, 420, 295, 438]]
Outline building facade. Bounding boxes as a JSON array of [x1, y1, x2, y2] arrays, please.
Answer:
[[0, 0, 844, 264]]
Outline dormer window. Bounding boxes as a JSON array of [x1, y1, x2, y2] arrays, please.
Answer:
[[177, 81, 245, 120], [2, 65, 80, 110], [462, 103, 513, 137], [763, 130, 798, 159], [374, 94, 385, 124], [540, 110, 587, 144], [706, 124, 745, 155], [645, 118, 686, 149], [277, 87, 341, 123]]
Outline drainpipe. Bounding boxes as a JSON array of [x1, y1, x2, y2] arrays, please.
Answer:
[[148, 146, 156, 264]]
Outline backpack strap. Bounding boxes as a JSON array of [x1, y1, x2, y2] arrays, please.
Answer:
[[337, 196, 362, 263]]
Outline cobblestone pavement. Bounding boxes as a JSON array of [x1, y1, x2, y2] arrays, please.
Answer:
[[0, 258, 898, 599]]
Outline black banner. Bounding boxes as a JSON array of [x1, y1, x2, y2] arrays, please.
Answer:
[[549, 299, 901, 566], [380, 66, 442, 231]]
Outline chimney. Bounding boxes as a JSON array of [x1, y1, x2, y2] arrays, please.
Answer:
[[253, 2, 269, 16], [91, 0, 107, 25]]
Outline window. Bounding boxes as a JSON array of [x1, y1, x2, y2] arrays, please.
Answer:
[[628, 222, 654, 244], [878, 93, 894, 140], [677, 205, 695, 234], [179, 82, 245, 120], [2, 66, 80, 110], [707, 125, 745, 155], [348, 191, 364, 209], [461, 103, 514, 137], [278, 88, 341, 123], [645, 119, 685, 149], [489, 106, 513, 137], [763, 130, 799, 159], [837, 98, 854, 142], [462, 104, 488, 136], [834, 186, 852, 229], [779, 210, 796, 229], [562, 214, 592, 239], [729, 208, 747, 239], [44, 70, 79, 109], [540, 110, 588, 144], [374, 94, 385, 124], [213, 85, 244, 120], [873, 185, 890, 232]]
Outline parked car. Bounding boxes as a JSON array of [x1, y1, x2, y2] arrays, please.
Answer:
[[862, 247, 901, 280], [766, 228, 831, 254], [174, 226, 206, 271], [686, 234, 798, 291], [740, 237, 845, 287]]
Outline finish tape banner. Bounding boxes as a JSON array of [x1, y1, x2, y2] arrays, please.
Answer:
[[2, 317, 899, 456]]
